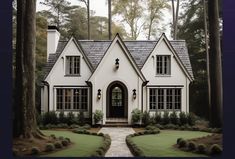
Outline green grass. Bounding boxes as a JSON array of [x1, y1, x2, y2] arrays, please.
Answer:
[[41, 130, 103, 157], [131, 130, 211, 157]]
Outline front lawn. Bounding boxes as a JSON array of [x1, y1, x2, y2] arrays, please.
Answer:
[[130, 130, 211, 157], [41, 130, 103, 157]]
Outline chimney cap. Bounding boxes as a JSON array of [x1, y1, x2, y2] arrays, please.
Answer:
[[48, 25, 59, 31]]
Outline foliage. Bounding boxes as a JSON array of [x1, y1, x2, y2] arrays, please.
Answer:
[[66, 112, 76, 125], [169, 111, 178, 125], [162, 111, 170, 125], [178, 0, 209, 118], [142, 111, 151, 126], [54, 141, 63, 149], [155, 112, 162, 124], [45, 143, 55, 152], [179, 112, 187, 125], [177, 138, 183, 145], [131, 108, 142, 123], [197, 144, 206, 154], [187, 112, 196, 126], [93, 110, 104, 124], [31, 147, 40, 155], [188, 141, 197, 151], [112, 0, 144, 40], [209, 144, 222, 155], [42, 111, 58, 125], [61, 140, 69, 146], [178, 139, 187, 148], [58, 111, 67, 123], [77, 110, 85, 125]]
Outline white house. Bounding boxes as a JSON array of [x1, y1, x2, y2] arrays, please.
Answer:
[[41, 26, 194, 125]]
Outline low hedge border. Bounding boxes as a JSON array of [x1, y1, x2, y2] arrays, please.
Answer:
[[150, 124, 222, 134], [73, 130, 111, 157], [126, 130, 161, 157], [39, 124, 91, 130], [176, 137, 223, 156]]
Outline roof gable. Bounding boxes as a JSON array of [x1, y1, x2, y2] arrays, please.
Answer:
[[43, 37, 93, 81], [142, 33, 194, 81], [88, 34, 146, 82], [43, 35, 194, 81]]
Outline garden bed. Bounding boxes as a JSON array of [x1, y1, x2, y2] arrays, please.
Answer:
[[126, 130, 211, 157]]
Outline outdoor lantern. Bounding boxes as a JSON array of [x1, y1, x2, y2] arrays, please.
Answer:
[[133, 89, 136, 99], [97, 89, 101, 99], [115, 58, 119, 69]]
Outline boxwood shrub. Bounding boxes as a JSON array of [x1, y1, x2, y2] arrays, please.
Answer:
[[178, 139, 187, 148], [188, 141, 197, 151], [31, 147, 40, 155], [209, 144, 222, 155], [197, 144, 206, 154], [45, 143, 55, 152]]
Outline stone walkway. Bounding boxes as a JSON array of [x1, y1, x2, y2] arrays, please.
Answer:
[[98, 127, 135, 157]]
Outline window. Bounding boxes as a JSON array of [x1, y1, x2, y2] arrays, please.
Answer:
[[111, 87, 123, 107], [156, 55, 171, 75], [66, 56, 80, 75], [56, 88, 88, 111], [149, 88, 181, 110]]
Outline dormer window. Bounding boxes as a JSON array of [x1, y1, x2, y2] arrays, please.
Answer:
[[156, 55, 171, 75], [66, 56, 80, 75]]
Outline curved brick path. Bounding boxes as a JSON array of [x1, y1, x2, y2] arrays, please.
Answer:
[[98, 127, 135, 157]]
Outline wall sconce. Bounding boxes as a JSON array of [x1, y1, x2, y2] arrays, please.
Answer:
[[97, 89, 101, 99], [115, 58, 119, 69], [133, 89, 136, 99]]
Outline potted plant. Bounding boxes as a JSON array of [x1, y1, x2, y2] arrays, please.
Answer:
[[131, 108, 142, 126], [93, 110, 104, 126]]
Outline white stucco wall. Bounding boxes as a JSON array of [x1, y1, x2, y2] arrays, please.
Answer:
[[44, 39, 92, 116], [141, 39, 191, 114], [89, 40, 144, 124]]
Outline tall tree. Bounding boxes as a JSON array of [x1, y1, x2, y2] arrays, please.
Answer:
[[14, 0, 44, 138], [208, 0, 223, 128], [145, 0, 170, 40], [108, 0, 112, 40], [203, 0, 211, 118], [177, 0, 209, 118], [112, 0, 144, 40], [171, 0, 180, 39], [40, 0, 71, 29], [78, 0, 90, 39]]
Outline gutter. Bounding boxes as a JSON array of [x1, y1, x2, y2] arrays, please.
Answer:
[[86, 81, 93, 125], [42, 81, 50, 112], [141, 81, 149, 113]]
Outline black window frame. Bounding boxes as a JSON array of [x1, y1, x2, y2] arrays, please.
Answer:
[[66, 56, 80, 75], [156, 55, 171, 75], [56, 88, 88, 111], [149, 88, 181, 111]]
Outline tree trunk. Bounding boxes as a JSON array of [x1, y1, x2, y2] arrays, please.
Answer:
[[203, 0, 211, 119], [13, 0, 26, 138], [108, 0, 112, 40], [208, 0, 223, 128], [171, 0, 175, 39], [87, 0, 90, 39], [148, 18, 153, 40], [174, 0, 179, 40], [14, 0, 45, 139]]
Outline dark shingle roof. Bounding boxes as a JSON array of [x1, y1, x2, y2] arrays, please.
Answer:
[[43, 39, 194, 80]]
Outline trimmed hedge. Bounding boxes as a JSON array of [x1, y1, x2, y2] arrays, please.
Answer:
[[45, 143, 55, 152], [126, 130, 160, 156], [188, 141, 197, 151], [197, 144, 206, 154]]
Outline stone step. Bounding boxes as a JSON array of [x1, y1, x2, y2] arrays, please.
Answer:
[[103, 123, 131, 127]]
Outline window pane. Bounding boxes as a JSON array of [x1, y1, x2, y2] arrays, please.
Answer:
[[66, 56, 80, 75], [156, 56, 170, 75], [56, 89, 63, 110], [166, 89, 173, 109]]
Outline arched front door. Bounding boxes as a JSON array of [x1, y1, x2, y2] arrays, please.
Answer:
[[106, 81, 128, 118]]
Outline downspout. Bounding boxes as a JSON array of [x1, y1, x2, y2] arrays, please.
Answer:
[[141, 81, 149, 113], [42, 81, 50, 112], [86, 81, 93, 125]]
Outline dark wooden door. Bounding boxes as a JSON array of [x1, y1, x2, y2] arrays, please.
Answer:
[[110, 85, 124, 117]]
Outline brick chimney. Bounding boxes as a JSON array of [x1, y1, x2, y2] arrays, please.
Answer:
[[47, 26, 60, 61]]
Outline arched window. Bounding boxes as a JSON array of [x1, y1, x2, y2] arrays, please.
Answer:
[[111, 86, 122, 107]]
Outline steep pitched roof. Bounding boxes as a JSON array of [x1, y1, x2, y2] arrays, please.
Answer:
[[43, 38, 194, 80]]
